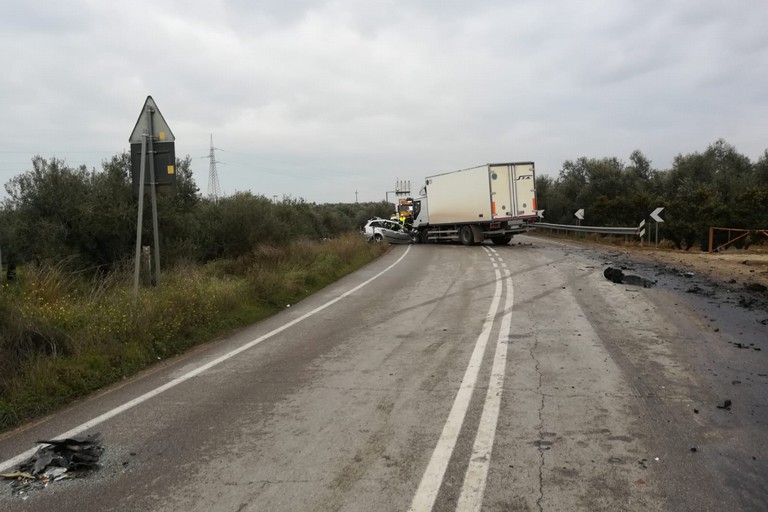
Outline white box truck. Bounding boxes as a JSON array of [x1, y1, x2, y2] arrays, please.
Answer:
[[411, 162, 538, 245]]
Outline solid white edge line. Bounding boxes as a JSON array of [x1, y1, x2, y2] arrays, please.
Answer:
[[456, 267, 514, 511], [0, 245, 413, 473], [408, 251, 503, 512]]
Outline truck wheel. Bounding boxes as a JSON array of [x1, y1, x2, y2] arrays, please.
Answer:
[[419, 230, 431, 244], [491, 236, 512, 246], [459, 225, 475, 246]]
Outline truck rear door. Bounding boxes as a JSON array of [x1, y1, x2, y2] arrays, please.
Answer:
[[510, 162, 536, 217], [488, 164, 514, 219]]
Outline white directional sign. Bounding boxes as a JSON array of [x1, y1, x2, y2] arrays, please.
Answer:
[[536, 209, 545, 218], [650, 207, 665, 223], [574, 208, 584, 220]]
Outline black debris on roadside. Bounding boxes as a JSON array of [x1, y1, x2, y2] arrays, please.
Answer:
[[603, 267, 655, 288], [738, 296, 758, 309], [744, 283, 767, 293], [716, 400, 733, 411], [0, 432, 104, 496]]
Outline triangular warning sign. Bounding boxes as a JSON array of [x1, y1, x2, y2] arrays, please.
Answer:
[[129, 96, 175, 143]]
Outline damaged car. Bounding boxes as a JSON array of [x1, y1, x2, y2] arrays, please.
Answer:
[[361, 218, 412, 244]]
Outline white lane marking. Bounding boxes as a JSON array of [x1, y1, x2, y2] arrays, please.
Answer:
[[409, 249, 504, 512], [456, 266, 514, 511], [0, 246, 413, 473]]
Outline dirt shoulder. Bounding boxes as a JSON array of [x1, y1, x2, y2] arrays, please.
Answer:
[[615, 246, 768, 290], [529, 233, 768, 290]]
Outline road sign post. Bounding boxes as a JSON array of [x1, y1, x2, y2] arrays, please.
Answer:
[[132, 132, 148, 301], [650, 207, 665, 246], [575, 208, 584, 231], [130, 96, 175, 299], [147, 107, 161, 287]]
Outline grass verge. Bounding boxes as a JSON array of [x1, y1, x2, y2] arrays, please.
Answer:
[[0, 234, 387, 432]]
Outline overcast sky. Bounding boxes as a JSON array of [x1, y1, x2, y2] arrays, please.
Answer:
[[1, 0, 766, 203]]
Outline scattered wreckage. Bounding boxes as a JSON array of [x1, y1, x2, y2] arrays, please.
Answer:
[[603, 267, 655, 288], [1, 432, 104, 495]]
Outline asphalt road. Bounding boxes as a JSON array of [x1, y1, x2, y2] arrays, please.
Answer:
[[1, 236, 767, 511]]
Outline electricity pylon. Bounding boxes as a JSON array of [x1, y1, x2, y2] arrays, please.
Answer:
[[205, 134, 222, 202]]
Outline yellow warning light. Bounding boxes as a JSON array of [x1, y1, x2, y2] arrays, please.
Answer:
[[167, 165, 175, 175], [159, 131, 166, 141]]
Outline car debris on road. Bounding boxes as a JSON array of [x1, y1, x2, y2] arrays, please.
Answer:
[[716, 399, 733, 411], [1, 432, 104, 496], [603, 267, 655, 288]]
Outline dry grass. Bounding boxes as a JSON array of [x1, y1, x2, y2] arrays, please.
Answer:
[[0, 234, 386, 431]]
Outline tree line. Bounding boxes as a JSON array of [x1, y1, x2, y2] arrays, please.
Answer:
[[536, 139, 768, 250], [2, 138, 766, 272], [0, 152, 392, 273]]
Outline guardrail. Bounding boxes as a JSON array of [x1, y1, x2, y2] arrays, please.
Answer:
[[535, 222, 640, 236]]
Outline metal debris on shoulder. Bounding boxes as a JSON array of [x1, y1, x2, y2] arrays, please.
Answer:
[[603, 267, 655, 288], [1, 432, 104, 494]]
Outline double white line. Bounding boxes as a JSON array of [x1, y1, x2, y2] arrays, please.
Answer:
[[409, 247, 514, 512]]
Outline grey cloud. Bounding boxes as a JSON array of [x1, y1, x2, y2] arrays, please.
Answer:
[[1, 0, 767, 203]]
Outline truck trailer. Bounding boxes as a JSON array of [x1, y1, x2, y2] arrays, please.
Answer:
[[412, 162, 538, 245]]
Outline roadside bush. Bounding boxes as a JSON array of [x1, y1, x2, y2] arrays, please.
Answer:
[[536, 140, 768, 244]]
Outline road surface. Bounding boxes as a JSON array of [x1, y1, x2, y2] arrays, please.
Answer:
[[1, 236, 767, 511]]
